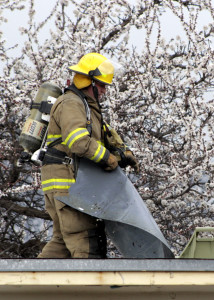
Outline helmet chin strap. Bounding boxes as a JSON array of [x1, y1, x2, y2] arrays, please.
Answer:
[[92, 80, 99, 102], [92, 80, 104, 129]]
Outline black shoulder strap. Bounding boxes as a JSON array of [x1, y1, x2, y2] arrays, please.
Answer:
[[31, 101, 54, 114], [65, 84, 92, 135]]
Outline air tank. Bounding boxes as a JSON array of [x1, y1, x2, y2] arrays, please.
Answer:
[[19, 82, 62, 155]]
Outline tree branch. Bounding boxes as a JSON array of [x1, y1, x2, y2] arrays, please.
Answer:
[[0, 198, 51, 220]]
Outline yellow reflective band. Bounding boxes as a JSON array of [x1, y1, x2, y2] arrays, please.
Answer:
[[97, 146, 106, 162], [90, 143, 106, 163], [42, 178, 75, 192], [68, 132, 89, 148], [43, 185, 72, 191], [47, 134, 62, 139], [64, 128, 81, 144], [97, 140, 104, 146], [46, 134, 62, 145], [91, 144, 101, 160], [64, 128, 89, 149], [42, 178, 75, 184]]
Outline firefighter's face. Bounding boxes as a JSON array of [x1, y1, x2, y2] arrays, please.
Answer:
[[96, 82, 107, 99], [87, 81, 107, 101]]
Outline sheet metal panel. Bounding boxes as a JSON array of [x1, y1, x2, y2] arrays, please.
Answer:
[[57, 159, 171, 258]]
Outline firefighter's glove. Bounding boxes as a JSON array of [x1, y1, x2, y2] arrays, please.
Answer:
[[104, 153, 118, 171], [125, 150, 140, 173]]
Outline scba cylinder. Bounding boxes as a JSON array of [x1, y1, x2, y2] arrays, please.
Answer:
[[19, 82, 62, 155]]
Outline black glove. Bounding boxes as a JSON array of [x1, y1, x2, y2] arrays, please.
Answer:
[[123, 150, 140, 173]]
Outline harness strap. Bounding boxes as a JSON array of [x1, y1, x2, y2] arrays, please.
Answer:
[[42, 148, 73, 166], [31, 101, 53, 114], [65, 84, 92, 136]]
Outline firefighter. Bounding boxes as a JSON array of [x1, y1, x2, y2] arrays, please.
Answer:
[[38, 53, 139, 258]]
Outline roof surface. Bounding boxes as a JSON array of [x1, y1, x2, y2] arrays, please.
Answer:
[[1, 258, 214, 272]]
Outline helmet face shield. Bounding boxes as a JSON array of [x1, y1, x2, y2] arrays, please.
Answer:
[[94, 59, 123, 85], [94, 59, 114, 85]]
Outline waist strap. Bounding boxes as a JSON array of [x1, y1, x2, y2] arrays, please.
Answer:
[[42, 148, 73, 166]]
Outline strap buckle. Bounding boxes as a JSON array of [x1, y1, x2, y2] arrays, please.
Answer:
[[63, 156, 73, 165]]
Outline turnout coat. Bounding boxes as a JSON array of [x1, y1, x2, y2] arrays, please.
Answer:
[[41, 89, 110, 194]]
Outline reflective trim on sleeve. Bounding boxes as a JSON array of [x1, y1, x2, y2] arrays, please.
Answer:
[[42, 178, 75, 192], [97, 140, 105, 147], [64, 128, 89, 149], [46, 134, 62, 145], [90, 143, 106, 163]]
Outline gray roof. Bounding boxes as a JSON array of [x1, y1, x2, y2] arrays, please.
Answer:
[[1, 259, 214, 272]]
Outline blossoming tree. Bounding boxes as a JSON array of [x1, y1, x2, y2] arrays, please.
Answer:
[[0, 0, 214, 257]]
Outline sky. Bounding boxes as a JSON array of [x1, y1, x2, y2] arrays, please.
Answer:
[[1, 0, 214, 69]]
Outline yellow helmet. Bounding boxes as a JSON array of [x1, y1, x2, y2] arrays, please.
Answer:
[[68, 53, 114, 86]]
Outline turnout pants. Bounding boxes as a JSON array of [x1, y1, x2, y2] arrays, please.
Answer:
[[38, 192, 107, 258]]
